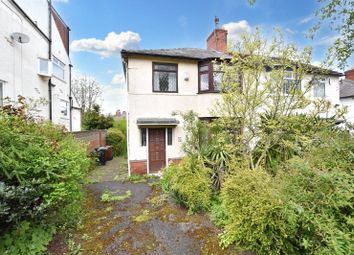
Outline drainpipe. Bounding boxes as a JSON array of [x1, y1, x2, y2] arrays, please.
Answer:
[[48, 0, 53, 120], [69, 64, 73, 131]]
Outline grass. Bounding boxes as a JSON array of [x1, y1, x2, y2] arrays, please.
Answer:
[[100, 190, 132, 202], [132, 210, 153, 223]]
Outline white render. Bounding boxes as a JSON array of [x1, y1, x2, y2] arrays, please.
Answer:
[[341, 98, 354, 123], [125, 55, 341, 174], [0, 0, 81, 131]]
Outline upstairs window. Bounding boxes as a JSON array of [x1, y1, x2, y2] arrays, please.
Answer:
[[53, 56, 65, 80], [313, 78, 325, 98], [199, 62, 223, 92], [153, 63, 178, 92], [282, 71, 301, 94]]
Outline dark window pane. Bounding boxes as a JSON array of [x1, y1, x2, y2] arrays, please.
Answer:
[[199, 65, 209, 72], [154, 64, 177, 71], [141, 128, 146, 146], [200, 73, 209, 91], [154, 71, 177, 92], [167, 128, 172, 145]]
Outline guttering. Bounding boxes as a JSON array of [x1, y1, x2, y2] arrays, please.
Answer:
[[48, 0, 53, 121], [69, 64, 73, 131], [9, 0, 50, 42]]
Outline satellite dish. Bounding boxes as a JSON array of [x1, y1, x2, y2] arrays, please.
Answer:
[[11, 32, 30, 44]]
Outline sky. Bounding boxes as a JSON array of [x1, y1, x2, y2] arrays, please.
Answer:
[[52, 0, 354, 114]]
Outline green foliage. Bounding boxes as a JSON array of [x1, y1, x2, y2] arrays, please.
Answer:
[[106, 128, 125, 156], [0, 102, 91, 253], [219, 129, 354, 255], [0, 221, 56, 255], [100, 190, 131, 202], [161, 157, 212, 213], [82, 104, 114, 130], [105, 119, 128, 157], [220, 168, 296, 254], [210, 196, 228, 228]]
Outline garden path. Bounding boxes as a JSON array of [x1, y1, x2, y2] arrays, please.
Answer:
[[49, 157, 247, 255]]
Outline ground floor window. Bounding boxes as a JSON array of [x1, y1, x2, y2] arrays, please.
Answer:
[[167, 128, 172, 145], [141, 128, 147, 146]]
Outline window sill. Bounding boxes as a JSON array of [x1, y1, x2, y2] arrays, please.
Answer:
[[152, 91, 178, 94], [197, 91, 221, 94]]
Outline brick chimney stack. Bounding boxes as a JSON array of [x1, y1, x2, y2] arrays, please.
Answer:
[[207, 17, 228, 53], [345, 68, 354, 80]]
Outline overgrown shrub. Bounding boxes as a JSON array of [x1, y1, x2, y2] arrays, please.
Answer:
[[220, 168, 297, 254], [113, 118, 127, 157], [220, 129, 354, 255], [0, 104, 91, 254], [106, 128, 124, 156], [161, 157, 212, 213]]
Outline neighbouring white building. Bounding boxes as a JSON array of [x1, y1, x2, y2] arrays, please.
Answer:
[[121, 26, 343, 175], [340, 68, 354, 123], [0, 0, 81, 131]]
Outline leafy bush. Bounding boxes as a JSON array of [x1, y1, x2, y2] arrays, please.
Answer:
[[106, 128, 124, 156], [113, 119, 127, 157], [161, 157, 212, 213], [0, 221, 55, 255], [220, 129, 354, 255], [82, 104, 114, 130], [220, 168, 297, 254], [0, 104, 91, 253]]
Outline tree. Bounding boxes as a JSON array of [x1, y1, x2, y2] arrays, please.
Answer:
[[72, 75, 102, 112], [248, 0, 354, 69], [311, 0, 354, 69], [82, 104, 114, 130], [213, 28, 345, 170]]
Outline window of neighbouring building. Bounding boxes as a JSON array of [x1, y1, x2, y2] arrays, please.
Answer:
[[167, 128, 172, 145], [313, 78, 326, 98], [198, 62, 224, 92], [282, 70, 301, 94], [141, 128, 147, 146], [53, 56, 65, 80], [153, 63, 178, 92], [60, 100, 68, 117]]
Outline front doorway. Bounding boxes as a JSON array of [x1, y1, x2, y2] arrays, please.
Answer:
[[148, 128, 166, 172]]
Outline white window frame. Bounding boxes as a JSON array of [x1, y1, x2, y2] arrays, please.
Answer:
[[313, 78, 326, 98], [282, 70, 301, 95], [52, 56, 65, 81], [38, 58, 52, 77], [60, 100, 69, 118]]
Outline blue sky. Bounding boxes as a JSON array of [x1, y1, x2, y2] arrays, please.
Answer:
[[53, 0, 353, 113]]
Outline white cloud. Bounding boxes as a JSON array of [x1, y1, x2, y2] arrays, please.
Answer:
[[312, 35, 339, 46], [285, 28, 295, 35], [111, 73, 125, 85], [223, 20, 252, 42], [100, 85, 127, 114], [299, 15, 314, 25], [70, 31, 141, 58]]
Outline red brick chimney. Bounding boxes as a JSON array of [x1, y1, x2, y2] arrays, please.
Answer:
[[207, 17, 228, 53], [345, 68, 354, 80], [207, 28, 228, 53]]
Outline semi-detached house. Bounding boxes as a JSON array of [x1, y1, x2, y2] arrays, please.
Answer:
[[0, 0, 81, 131], [121, 27, 343, 175]]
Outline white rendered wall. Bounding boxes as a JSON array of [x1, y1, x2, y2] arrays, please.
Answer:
[[126, 56, 342, 166], [340, 97, 354, 123]]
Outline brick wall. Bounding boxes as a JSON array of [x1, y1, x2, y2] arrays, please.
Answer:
[[207, 28, 228, 53], [345, 68, 354, 80], [72, 129, 107, 153], [130, 160, 147, 175]]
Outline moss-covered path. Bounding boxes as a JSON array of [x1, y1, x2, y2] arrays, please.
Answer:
[[50, 157, 238, 255]]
